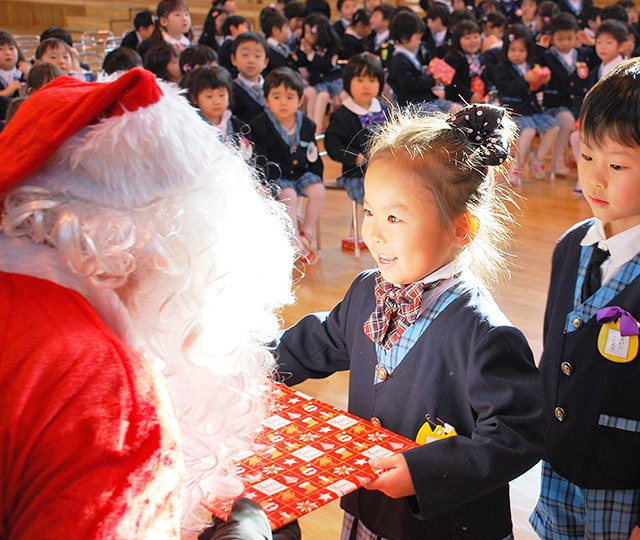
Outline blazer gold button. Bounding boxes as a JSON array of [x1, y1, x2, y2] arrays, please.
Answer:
[[376, 365, 389, 381], [561, 361, 573, 376], [554, 407, 566, 421], [370, 417, 382, 428], [292, 159, 299, 165], [571, 316, 583, 329]]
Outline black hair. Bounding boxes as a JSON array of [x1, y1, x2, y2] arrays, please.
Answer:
[[35, 37, 71, 59], [618, 0, 638, 10], [199, 7, 229, 47], [584, 6, 602, 23], [27, 61, 63, 91], [342, 53, 384, 95], [351, 8, 370, 27], [536, 1, 560, 32], [0, 29, 18, 50], [157, 0, 189, 19], [179, 44, 218, 74], [581, 58, 640, 148], [389, 10, 425, 43], [303, 13, 342, 49], [427, 4, 450, 26], [102, 47, 143, 74], [305, 0, 331, 18], [134, 10, 155, 30], [483, 11, 507, 31], [596, 19, 629, 43], [185, 64, 234, 105], [260, 7, 287, 37], [450, 20, 481, 53], [372, 4, 395, 20], [448, 8, 478, 29], [337, 0, 355, 13], [39, 27, 74, 47], [230, 31, 269, 56], [143, 42, 179, 80], [264, 66, 304, 98], [222, 15, 249, 36], [502, 23, 534, 62], [283, 1, 306, 19], [547, 12, 579, 35], [601, 3, 629, 23]]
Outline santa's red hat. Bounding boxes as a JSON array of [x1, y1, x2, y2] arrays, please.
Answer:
[[0, 68, 163, 198], [0, 68, 220, 209]]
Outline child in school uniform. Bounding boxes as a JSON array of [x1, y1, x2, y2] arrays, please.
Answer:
[[184, 64, 249, 156], [387, 10, 445, 108], [0, 30, 28, 122], [494, 24, 559, 184], [138, 0, 193, 58], [249, 67, 325, 266], [444, 20, 488, 106], [541, 12, 592, 177], [230, 32, 270, 124], [325, 53, 385, 205], [276, 103, 545, 539], [530, 57, 640, 540], [260, 8, 297, 74], [35, 38, 95, 82]]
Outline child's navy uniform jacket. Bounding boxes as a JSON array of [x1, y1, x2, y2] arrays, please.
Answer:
[[277, 270, 545, 540], [539, 219, 640, 490]]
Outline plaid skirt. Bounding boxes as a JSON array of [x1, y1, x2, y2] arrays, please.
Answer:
[[513, 112, 558, 133]]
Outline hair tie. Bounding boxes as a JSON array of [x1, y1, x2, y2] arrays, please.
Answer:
[[508, 33, 515, 42], [543, 15, 550, 23], [449, 104, 510, 166], [183, 63, 192, 73]]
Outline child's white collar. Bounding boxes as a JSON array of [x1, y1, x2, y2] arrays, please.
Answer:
[[342, 96, 382, 115]]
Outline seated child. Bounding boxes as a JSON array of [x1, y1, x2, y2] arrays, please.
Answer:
[[387, 10, 445, 109], [35, 38, 94, 82], [260, 8, 297, 74], [340, 9, 372, 61], [101, 47, 143, 76], [249, 67, 325, 266], [218, 15, 250, 73], [143, 43, 182, 83], [0, 30, 27, 121], [121, 10, 156, 51], [178, 44, 218, 82], [367, 4, 394, 66], [333, 0, 358, 38], [298, 13, 344, 135], [139, 0, 193, 57], [39, 27, 95, 76], [231, 32, 269, 124], [444, 20, 487, 106], [5, 61, 63, 123], [184, 64, 250, 155], [325, 53, 386, 204]]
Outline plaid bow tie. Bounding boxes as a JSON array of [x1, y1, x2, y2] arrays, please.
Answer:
[[363, 273, 425, 350], [359, 109, 385, 130]]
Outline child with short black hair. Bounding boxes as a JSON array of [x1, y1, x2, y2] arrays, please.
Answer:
[[340, 9, 372, 60], [531, 56, 640, 540], [387, 10, 444, 107], [325, 53, 385, 204], [334, 0, 358, 37], [36, 38, 94, 82], [0, 30, 26, 120], [541, 12, 592, 176], [424, 3, 452, 58], [494, 24, 559, 184], [367, 4, 394, 64], [143, 42, 182, 82], [249, 67, 325, 266], [276, 103, 545, 539], [260, 7, 296, 74], [122, 10, 156, 51], [217, 14, 250, 71], [179, 44, 217, 79], [185, 64, 248, 149], [230, 32, 269, 123], [101, 47, 143, 76], [5, 62, 63, 123], [444, 20, 488, 105]]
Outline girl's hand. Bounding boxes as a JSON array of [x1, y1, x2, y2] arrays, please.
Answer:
[[0, 80, 22, 96], [629, 525, 640, 540], [470, 92, 484, 103], [18, 59, 31, 78], [69, 46, 83, 72], [364, 454, 416, 498], [523, 69, 536, 83]]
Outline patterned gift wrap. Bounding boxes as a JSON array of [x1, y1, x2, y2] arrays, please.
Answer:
[[203, 382, 418, 529]]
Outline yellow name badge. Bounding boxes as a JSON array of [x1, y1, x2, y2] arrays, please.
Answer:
[[598, 320, 638, 363], [416, 416, 458, 444]]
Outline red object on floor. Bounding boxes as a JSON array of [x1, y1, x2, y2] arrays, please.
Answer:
[[341, 237, 367, 252], [203, 382, 417, 529]]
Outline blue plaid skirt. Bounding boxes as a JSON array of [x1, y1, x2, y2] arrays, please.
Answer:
[[314, 77, 344, 98], [337, 175, 363, 204], [513, 112, 558, 133]]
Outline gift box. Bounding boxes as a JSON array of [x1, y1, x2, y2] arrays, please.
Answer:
[[471, 75, 485, 98], [203, 382, 417, 530], [428, 57, 456, 86], [528, 65, 551, 91]]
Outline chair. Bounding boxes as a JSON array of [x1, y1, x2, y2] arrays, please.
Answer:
[[78, 30, 115, 71]]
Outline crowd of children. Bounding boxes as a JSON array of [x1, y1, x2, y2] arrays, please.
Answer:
[[5, 0, 640, 538]]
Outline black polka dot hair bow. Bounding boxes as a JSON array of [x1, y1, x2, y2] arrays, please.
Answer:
[[449, 104, 510, 166]]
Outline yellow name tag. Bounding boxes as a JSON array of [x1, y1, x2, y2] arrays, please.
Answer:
[[598, 320, 638, 363], [416, 419, 457, 444]]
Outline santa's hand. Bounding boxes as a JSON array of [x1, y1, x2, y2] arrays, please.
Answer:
[[364, 454, 415, 498]]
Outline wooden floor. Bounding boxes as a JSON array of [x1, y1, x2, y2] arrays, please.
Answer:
[[278, 158, 591, 539]]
